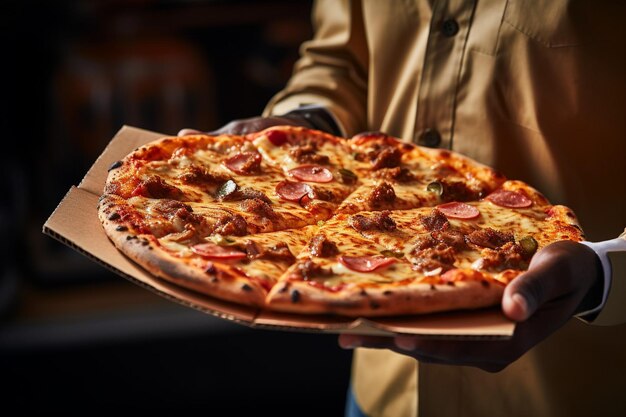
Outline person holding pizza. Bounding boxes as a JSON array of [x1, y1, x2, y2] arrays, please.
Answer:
[[180, 1, 626, 416]]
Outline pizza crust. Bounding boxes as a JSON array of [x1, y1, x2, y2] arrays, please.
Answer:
[[265, 280, 504, 317]]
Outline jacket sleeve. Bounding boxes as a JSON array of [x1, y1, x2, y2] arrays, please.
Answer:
[[263, 0, 369, 136]]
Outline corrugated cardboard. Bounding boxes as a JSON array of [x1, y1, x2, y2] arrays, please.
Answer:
[[43, 126, 515, 338]]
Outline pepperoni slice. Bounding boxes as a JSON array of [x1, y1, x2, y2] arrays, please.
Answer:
[[486, 189, 532, 208], [192, 243, 247, 260], [436, 202, 480, 219], [224, 152, 262, 175], [266, 130, 288, 146], [275, 180, 314, 201], [288, 164, 334, 183], [338, 255, 396, 272]]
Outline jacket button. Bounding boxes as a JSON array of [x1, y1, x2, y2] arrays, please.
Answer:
[[441, 19, 459, 37], [418, 129, 442, 147]]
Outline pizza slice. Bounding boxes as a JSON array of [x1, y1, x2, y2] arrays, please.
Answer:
[[247, 126, 362, 216], [264, 210, 511, 317], [335, 132, 505, 214], [247, 126, 356, 172], [346, 181, 583, 287], [99, 197, 318, 307], [265, 214, 419, 315]]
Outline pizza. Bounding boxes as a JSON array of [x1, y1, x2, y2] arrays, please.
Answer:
[[97, 126, 584, 317]]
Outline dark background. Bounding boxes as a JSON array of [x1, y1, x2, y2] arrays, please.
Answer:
[[0, 1, 353, 416]]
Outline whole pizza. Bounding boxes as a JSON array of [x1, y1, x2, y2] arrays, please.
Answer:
[[98, 126, 584, 317]]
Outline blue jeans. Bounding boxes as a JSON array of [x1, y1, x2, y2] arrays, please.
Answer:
[[345, 386, 369, 417]]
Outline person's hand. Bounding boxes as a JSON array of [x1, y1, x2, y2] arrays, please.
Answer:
[[338, 241, 603, 372], [178, 115, 314, 137]]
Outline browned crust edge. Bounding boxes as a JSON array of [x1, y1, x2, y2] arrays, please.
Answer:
[[265, 280, 504, 317], [545, 204, 585, 240]]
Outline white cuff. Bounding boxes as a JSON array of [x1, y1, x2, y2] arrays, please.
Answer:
[[578, 237, 626, 317]]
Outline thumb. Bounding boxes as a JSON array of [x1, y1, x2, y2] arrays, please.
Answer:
[[502, 290, 533, 322], [501, 241, 596, 322], [502, 244, 571, 322]]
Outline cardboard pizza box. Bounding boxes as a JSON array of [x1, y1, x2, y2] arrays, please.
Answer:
[[43, 125, 515, 338]]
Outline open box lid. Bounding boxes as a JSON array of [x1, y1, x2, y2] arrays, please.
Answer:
[[43, 125, 515, 338]]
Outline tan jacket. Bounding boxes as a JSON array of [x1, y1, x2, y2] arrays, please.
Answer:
[[265, 1, 626, 416]]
